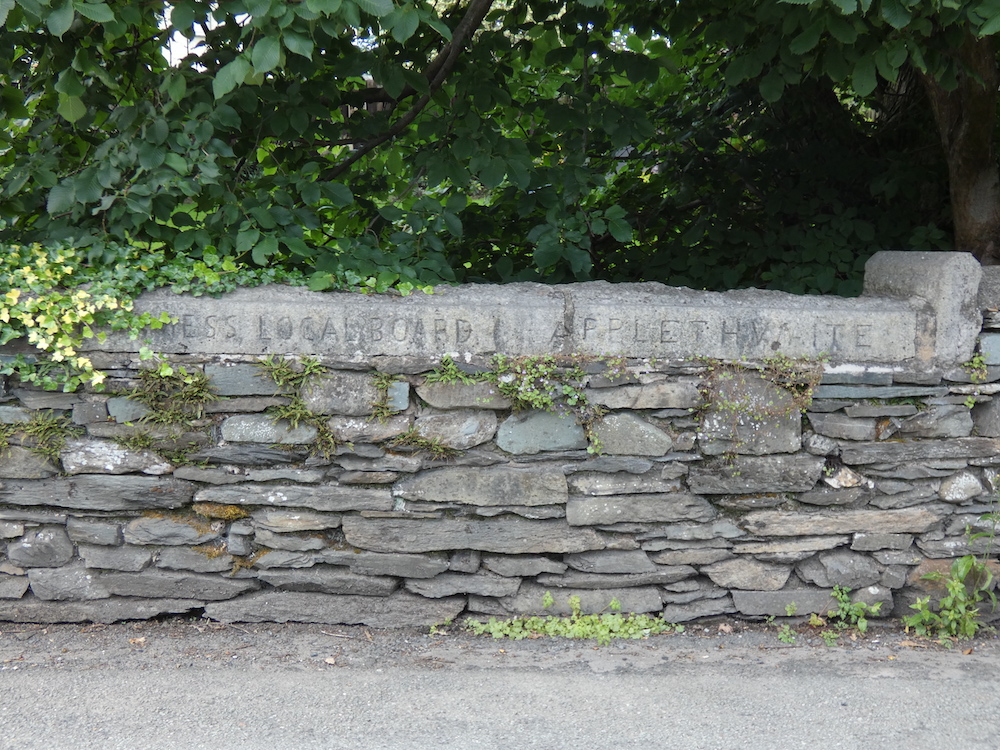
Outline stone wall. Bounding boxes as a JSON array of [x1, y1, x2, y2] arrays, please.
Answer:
[[0, 250, 998, 626]]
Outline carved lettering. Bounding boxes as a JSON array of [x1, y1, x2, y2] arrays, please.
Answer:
[[660, 320, 679, 344], [275, 316, 293, 340], [301, 317, 317, 341], [855, 324, 872, 348], [434, 318, 448, 347], [368, 317, 383, 342], [634, 319, 648, 343], [392, 319, 408, 342], [456, 319, 472, 344], [583, 318, 597, 339]]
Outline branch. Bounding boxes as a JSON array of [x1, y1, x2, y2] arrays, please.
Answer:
[[323, 0, 495, 180]]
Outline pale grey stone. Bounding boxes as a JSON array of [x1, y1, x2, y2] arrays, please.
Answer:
[[0, 574, 28, 599], [499, 581, 662, 615], [536, 567, 695, 589], [0, 405, 30, 423], [386, 381, 409, 411], [916, 537, 990, 558], [939, 470, 984, 502], [28, 565, 109, 601], [851, 585, 892, 615], [106, 396, 151, 423], [101, 570, 257, 600], [244, 469, 326, 483], [405, 571, 519, 598], [661, 586, 730, 605], [0, 596, 204, 623], [66, 518, 121, 546], [741, 508, 943, 536], [702, 559, 790, 591], [203, 590, 466, 627], [660, 461, 691, 479], [0, 522, 24, 539], [470, 505, 565, 520], [566, 494, 716, 526], [328, 414, 412, 443], [898, 405, 973, 438], [156, 546, 234, 573], [561, 457, 654, 475], [866, 463, 965, 480], [79, 545, 152, 572], [301, 372, 380, 416], [812, 385, 948, 399], [648, 548, 733, 566], [482, 554, 567, 577], [564, 550, 655, 574], [0, 476, 195, 511], [496, 411, 588, 454], [591, 413, 673, 456], [7, 528, 74, 568], [252, 509, 342, 533], [662, 596, 736, 622], [873, 549, 924, 566], [0, 510, 67, 524], [194, 483, 393, 512], [844, 404, 918, 418], [972, 398, 1000, 437], [253, 528, 327, 552], [634, 520, 744, 542], [342, 516, 607, 554], [416, 382, 512, 410], [220, 414, 317, 444], [252, 550, 316, 568], [124, 517, 219, 546], [712, 494, 788, 511], [338, 471, 399, 485], [868, 486, 939, 510], [687, 454, 825, 494], [318, 551, 449, 579], [567, 472, 682, 496], [204, 396, 291, 414], [336, 453, 423, 473], [414, 410, 497, 449], [699, 374, 800, 455], [839, 438, 1000, 465], [394, 466, 568, 507], [731, 590, 837, 617], [14, 389, 80, 409], [259, 566, 398, 596], [227, 532, 253, 557], [732, 536, 850, 564], [61, 439, 172, 476], [881, 565, 911, 588], [205, 363, 279, 396], [796, 550, 881, 589], [448, 550, 480, 573], [851, 533, 914, 551], [803, 432, 840, 456], [68, 400, 110, 425], [876, 479, 916, 495], [820, 369, 894, 385], [0, 447, 58, 479], [807, 413, 876, 441], [586, 382, 701, 410]]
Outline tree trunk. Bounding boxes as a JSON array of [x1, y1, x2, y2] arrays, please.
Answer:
[[918, 32, 1000, 264]]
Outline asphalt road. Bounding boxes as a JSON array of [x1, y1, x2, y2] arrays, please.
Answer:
[[0, 618, 997, 750]]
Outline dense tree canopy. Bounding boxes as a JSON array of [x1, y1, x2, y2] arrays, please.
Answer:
[[2, 0, 1000, 297]]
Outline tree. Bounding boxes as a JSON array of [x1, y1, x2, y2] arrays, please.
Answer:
[[1, 0, 999, 299]]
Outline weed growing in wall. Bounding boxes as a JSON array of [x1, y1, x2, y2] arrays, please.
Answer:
[[256, 355, 339, 458]]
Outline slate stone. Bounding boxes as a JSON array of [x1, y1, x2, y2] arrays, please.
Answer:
[[252, 509, 342, 532], [712, 494, 788, 511], [405, 571, 519, 598], [0, 574, 28, 599], [566, 493, 716, 526], [586, 382, 701, 410], [251, 550, 316, 568], [812, 385, 949, 399], [205, 364, 280, 396], [482, 554, 567, 577], [394, 466, 568, 507], [0, 476, 195, 511], [203, 590, 465, 627], [227, 532, 253, 557], [687, 454, 825, 494], [868, 487, 939, 510], [318, 550, 449, 579], [448, 550, 480, 573], [66, 518, 121, 546], [245, 468, 326, 483], [259, 566, 398, 596], [415, 382, 512, 409], [328, 414, 412, 443], [567, 472, 681, 496], [699, 374, 800, 455], [897, 405, 973, 438], [803, 432, 839, 456], [7, 528, 74, 568], [916, 537, 990, 558], [732, 536, 850, 563], [591, 413, 673, 456], [61, 439, 172, 476], [100, 570, 258, 600], [156, 546, 235, 573], [336, 453, 423, 473], [195, 483, 393, 512], [79, 545, 153, 572], [873, 549, 923, 566], [661, 586, 730, 605], [342, 515, 607, 554], [0, 447, 58, 479], [253, 529, 328, 552], [839, 438, 1000, 465], [338, 471, 399, 485], [106, 396, 152, 423], [0, 596, 204, 623], [301, 372, 380, 416], [702, 558, 790, 590], [0, 522, 23, 539], [536, 567, 696, 589], [741, 508, 942, 536], [731, 590, 837, 617], [0, 405, 30, 424], [634, 520, 744, 542], [124, 516, 219, 546], [807, 413, 877, 441], [14, 389, 80, 409], [661, 596, 736, 622], [851, 585, 893, 615], [851, 533, 914, 552], [386, 381, 409, 411], [220, 415, 318, 444], [798, 551, 879, 592], [865, 463, 965, 480], [499, 581, 662, 615], [844, 404, 918, 418], [496, 411, 588, 454], [939, 470, 984, 502], [649, 548, 733, 566], [564, 550, 655, 574], [28, 565, 110, 601], [203, 396, 291, 414], [413, 410, 498, 450]]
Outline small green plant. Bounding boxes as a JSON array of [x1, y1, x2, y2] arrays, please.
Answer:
[[777, 624, 797, 644], [20, 409, 84, 463], [785, 602, 799, 616], [423, 354, 478, 385], [466, 593, 683, 646], [370, 371, 402, 423], [0, 422, 16, 455], [256, 354, 326, 390], [255, 356, 339, 459], [827, 586, 881, 633], [820, 629, 840, 647], [963, 352, 989, 384], [127, 364, 217, 423], [903, 555, 997, 640], [384, 427, 458, 460]]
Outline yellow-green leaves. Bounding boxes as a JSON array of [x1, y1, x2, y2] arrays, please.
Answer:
[[213, 56, 251, 99]]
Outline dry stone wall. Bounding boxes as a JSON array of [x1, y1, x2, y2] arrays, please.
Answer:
[[0, 250, 998, 626]]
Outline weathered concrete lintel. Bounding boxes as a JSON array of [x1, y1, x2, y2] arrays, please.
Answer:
[[76, 251, 981, 369]]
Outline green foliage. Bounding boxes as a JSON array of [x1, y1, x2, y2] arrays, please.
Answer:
[[466, 592, 683, 646], [384, 426, 459, 460], [422, 355, 477, 386], [127, 364, 217, 424], [904, 555, 998, 640], [826, 585, 882, 634], [964, 352, 989, 384], [255, 355, 338, 458], [369, 371, 401, 423], [19, 409, 83, 463]]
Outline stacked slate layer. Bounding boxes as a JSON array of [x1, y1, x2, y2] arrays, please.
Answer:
[[0, 251, 996, 626]]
